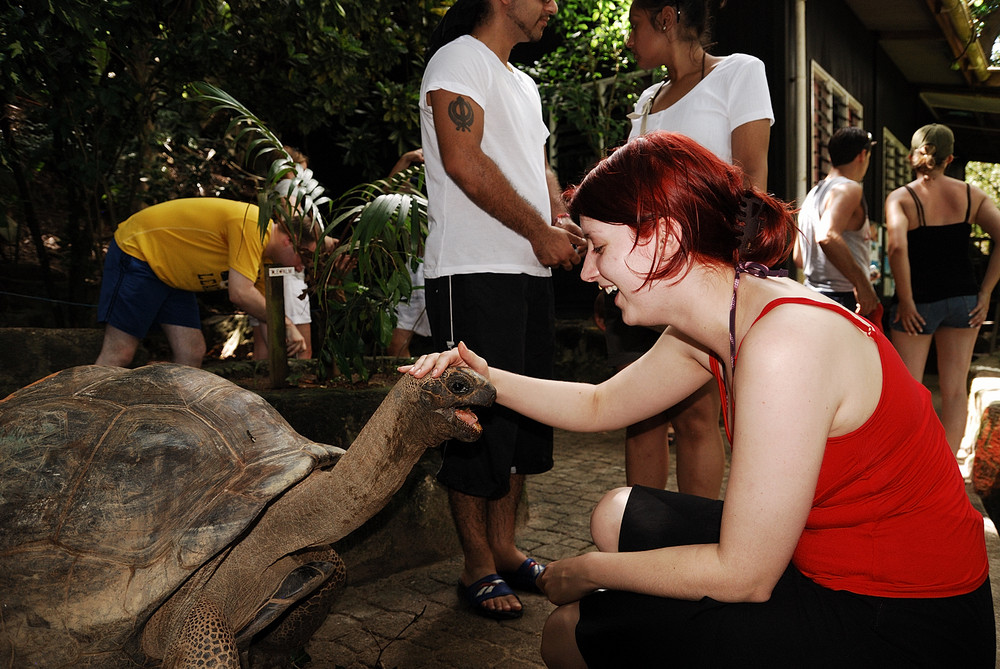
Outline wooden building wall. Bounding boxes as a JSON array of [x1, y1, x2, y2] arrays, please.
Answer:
[[713, 0, 791, 201]]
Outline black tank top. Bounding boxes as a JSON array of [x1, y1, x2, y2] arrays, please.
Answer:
[[903, 184, 977, 303]]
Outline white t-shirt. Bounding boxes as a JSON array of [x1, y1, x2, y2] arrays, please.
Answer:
[[627, 53, 774, 162], [419, 35, 551, 279]]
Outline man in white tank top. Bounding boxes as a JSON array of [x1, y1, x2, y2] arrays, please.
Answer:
[[795, 127, 881, 321]]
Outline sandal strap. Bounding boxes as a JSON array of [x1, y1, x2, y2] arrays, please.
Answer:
[[465, 573, 516, 603]]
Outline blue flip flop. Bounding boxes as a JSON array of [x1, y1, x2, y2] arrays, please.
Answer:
[[498, 557, 545, 594], [458, 573, 523, 620]]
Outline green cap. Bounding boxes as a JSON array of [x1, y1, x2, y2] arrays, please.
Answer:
[[910, 123, 954, 159]]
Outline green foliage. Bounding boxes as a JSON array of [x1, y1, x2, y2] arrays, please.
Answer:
[[970, 0, 1000, 65], [528, 0, 657, 177], [967, 161, 1000, 239], [967, 161, 1000, 202], [1, 0, 440, 265], [190, 82, 330, 245], [214, 0, 438, 177], [191, 81, 427, 381], [1, 0, 630, 359], [317, 169, 427, 380]]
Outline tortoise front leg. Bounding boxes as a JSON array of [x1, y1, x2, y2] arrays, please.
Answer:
[[162, 600, 239, 669], [248, 548, 347, 667]]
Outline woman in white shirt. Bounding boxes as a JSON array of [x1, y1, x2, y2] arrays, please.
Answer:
[[605, 0, 774, 497]]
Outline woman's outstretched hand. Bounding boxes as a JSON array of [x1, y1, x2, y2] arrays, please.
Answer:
[[398, 341, 490, 380]]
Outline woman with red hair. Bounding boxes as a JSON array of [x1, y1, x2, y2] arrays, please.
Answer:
[[403, 132, 993, 667]]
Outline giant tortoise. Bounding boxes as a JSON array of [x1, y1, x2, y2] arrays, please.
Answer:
[[0, 363, 494, 668]]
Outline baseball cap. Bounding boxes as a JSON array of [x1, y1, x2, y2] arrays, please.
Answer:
[[910, 123, 954, 159]]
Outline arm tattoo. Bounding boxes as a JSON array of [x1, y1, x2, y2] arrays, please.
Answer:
[[448, 96, 474, 132]]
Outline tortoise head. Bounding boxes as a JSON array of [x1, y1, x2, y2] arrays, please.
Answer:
[[411, 367, 496, 443]]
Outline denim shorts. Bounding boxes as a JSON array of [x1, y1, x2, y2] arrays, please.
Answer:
[[889, 294, 977, 334], [98, 240, 202, 338]]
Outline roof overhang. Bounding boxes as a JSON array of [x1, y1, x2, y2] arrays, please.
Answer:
[[843, 0, 1000, 162]]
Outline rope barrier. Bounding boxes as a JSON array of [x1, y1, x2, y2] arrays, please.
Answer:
[[0, 290, 97, 309]]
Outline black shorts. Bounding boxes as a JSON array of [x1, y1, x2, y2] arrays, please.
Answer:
[[425, 273, 555, 499], [576, 486, 996, 668], [602, 299, 660, 369]]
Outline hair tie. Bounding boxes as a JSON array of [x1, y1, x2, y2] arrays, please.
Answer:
[[736, 261, 786, 279], [734, 190, 764, 259], [733, 191, 788, 278]]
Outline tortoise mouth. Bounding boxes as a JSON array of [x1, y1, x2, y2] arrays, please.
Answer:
[[446, 406, 484, 442]]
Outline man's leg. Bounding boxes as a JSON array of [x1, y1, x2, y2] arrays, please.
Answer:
[[624, 412, 671, 489], [161, 324, 207, 368], [95, 240, 151, 368], [450, 487, 523, 616], [429, 274, 543, 616], [96, 324, 141, 367], [486, 473, 531, 571]]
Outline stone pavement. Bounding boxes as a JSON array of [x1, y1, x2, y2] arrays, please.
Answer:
[[306, 392, 1000, 669], [305, 428, 631, 668]]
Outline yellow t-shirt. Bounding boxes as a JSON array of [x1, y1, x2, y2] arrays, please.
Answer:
[[114, 198, 271, 292]]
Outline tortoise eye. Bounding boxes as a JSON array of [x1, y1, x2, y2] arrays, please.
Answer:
[[447, 377, 471, 395]]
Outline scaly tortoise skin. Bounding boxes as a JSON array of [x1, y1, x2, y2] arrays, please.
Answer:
[[0, 363, 494, 668]]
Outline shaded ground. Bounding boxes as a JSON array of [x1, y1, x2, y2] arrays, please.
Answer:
[[305, 427, 632, 669]]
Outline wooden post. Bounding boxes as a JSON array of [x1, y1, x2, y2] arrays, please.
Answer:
[[265, 264, 291, 388]]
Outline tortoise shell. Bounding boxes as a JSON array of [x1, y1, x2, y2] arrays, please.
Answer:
[[0, 363, 343, 665]]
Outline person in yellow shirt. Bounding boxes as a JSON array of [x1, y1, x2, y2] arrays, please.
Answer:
[[95, 197, 317, 367]]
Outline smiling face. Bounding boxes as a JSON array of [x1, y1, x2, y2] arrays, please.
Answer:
[[507, 0, 558, 43], [580, 216, 666, 325]]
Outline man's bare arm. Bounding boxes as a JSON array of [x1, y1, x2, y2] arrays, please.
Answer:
[[228, 271, 306, 355], [429, 88, 581, 269], [815, 182, 879, 314]]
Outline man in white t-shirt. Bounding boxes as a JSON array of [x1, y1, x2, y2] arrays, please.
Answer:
[[419, 0, 583, 622]]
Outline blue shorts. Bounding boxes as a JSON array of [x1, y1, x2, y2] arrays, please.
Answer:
[[889, 295, 976, 335], [98, 240, 202, 338]]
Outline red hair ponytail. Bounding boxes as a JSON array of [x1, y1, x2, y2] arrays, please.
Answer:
[[568, 132, 794, 284]]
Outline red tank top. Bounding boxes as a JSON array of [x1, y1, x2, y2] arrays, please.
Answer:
[[710, 297, 988, 597]]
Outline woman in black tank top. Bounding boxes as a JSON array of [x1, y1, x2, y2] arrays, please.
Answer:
[[885, 123, 1000, 453]]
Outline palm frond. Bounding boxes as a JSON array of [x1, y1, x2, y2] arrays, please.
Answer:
[[189, 81, 326, 243]]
